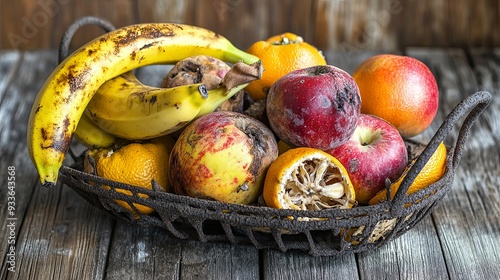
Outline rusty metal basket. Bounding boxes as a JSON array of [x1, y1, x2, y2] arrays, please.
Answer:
[[57, 17, 493, 256]]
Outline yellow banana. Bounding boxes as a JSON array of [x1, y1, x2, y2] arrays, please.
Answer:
[[85, 71, 209, 140], [27, 23, 261, 188], [74, 113, 118, 148]]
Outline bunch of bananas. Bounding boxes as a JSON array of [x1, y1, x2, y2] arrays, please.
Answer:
[[27, 21, 262, 188]]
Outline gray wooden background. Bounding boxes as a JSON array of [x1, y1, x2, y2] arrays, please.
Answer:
[[1, 0, 499, 51]]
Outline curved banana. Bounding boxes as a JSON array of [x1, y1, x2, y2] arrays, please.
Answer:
[[28, 23, 261, 188], [74, 113, 118, 148], [85, 71, 209, 140]]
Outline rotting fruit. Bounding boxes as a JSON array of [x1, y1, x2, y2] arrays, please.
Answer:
[[169, 111, 278, 205], [84, 136, 175, 217], [263, 147, 356, 210], [245, 32, 327, 101], [266, 65, 361, 151]]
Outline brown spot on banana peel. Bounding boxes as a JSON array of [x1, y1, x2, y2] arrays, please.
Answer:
[[114, 26, 175, 48], [149, 96, 157, 104], [33, 23, 248, 187], [40, 119, 72, 153]]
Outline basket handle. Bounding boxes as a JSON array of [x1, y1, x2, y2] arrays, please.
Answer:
[[58, 16, 116, 64], [392, 91, 493, 209]]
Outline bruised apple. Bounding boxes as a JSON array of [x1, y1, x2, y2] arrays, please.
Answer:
[[169, 111, 278, 205], [328, 114, 408, 205], [266, 65, 361, 151]]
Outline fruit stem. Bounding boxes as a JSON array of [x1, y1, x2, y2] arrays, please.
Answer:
[[222, 61, 262, 92]]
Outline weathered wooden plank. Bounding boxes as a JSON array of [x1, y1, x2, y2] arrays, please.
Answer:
[[315, 0, 400, 52], [0, 50, 21, 99], [262, 249, 358, 280], [105, 220, 256, 279], [407, 48, 500, 280], [105, 221, 182, 280], [136, 0, 194, 26], [0, 51, 48, 279], [192, 0, 316, 50], [468, 48, 500, 142], [178, 239, 260, 280], [356, 217, 448, 280], [12, 183, 114, 280]]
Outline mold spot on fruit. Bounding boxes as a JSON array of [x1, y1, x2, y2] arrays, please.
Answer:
[[320, 96, 332, 108], [312, 65, 331, 75], [237, 182, 249, 192], [266, 65, 361, 150], [169, 111, 278, 205], [348, 158, 359, 173]]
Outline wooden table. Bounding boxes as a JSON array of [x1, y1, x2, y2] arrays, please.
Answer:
[[1, 48, 499, 280]]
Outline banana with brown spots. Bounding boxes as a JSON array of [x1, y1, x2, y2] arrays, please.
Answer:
[[27, 23, 261, 188]]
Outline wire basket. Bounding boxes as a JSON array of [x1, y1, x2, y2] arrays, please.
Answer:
[[57, 17, 493, 256]]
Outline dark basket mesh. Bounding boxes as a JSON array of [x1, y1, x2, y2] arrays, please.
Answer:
[[59, 91, 492, 256], [56, 17, 493, 256]]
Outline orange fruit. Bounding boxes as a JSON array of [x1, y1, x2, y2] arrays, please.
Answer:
[[263, 147, 356, 210], [353, 54, 439, 138], [245, 32, 327, 100], [85, 136, 175, 216], [368, 142, 447, 205]]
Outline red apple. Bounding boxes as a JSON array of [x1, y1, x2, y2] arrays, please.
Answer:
[[169, 111, 278, 205], [266, 65, 361, 151], [328, 114, 408, 205]]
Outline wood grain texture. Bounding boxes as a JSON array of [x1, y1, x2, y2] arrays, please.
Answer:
[[0, 51, 47, 280], [105, 221, 181, 280], [178, 240, 259, 280], [407, 48, 500, 280], [356, 218, 448, 280], [1, 0, 499, 50], [262, 249, 358, 280], [12, 183, 114, 280]]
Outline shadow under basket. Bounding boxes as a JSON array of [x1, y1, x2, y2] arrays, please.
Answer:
[[59, 91, 492, 256]]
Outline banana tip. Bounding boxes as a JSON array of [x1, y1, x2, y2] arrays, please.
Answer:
[[41, 181, 56, 188]]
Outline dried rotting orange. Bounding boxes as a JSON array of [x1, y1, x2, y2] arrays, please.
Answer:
[[263, 147, 356, 210]]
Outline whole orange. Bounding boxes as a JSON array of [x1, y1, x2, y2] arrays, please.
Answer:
[[245, 32, 327, 100], [369, 141, 447, 205], [85, 136, 175, 216], [353, 54, 439, 138]]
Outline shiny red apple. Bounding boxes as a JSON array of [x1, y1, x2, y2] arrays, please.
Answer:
[[328, 114, 408, 205]]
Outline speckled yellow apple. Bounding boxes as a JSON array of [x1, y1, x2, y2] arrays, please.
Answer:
[[168, 111, 278, 205]]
